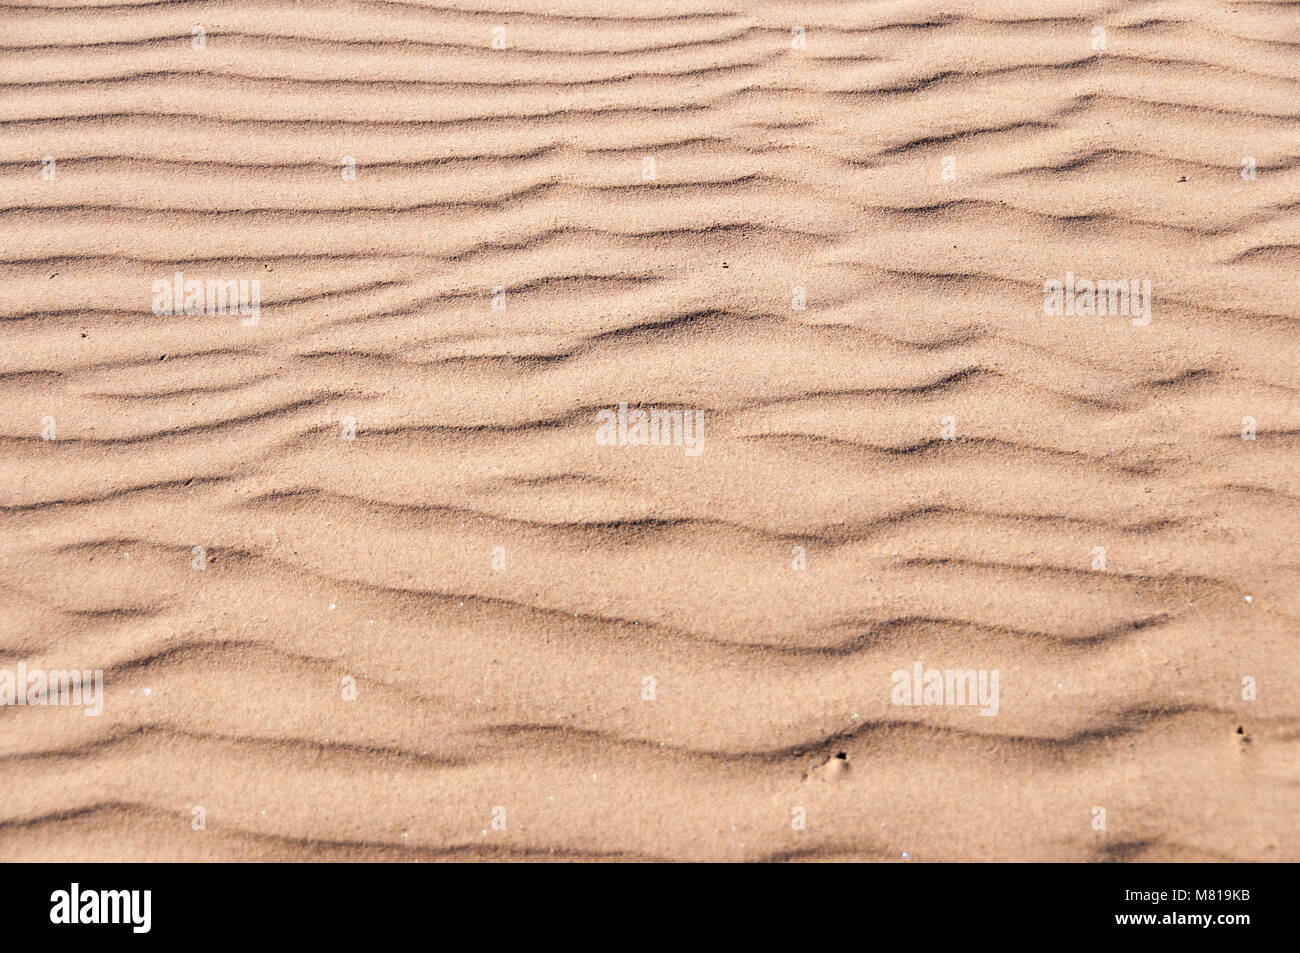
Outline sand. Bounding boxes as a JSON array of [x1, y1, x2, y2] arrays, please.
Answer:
[[0, 0, 1297, 862]]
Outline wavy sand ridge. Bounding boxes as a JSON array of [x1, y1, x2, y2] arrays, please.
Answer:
[[1, 0, 1297, 862]]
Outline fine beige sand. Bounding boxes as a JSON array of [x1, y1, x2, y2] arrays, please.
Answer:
[[1, 0, 1298, 862]]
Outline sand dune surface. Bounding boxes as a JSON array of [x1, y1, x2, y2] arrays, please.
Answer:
[[1, 0, 1298, 862]]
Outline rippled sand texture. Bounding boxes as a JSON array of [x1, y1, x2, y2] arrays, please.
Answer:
[[2, 0, 1298, 863]]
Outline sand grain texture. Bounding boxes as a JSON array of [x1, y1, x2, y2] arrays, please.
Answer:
[[1, 0, 1298, 862]]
